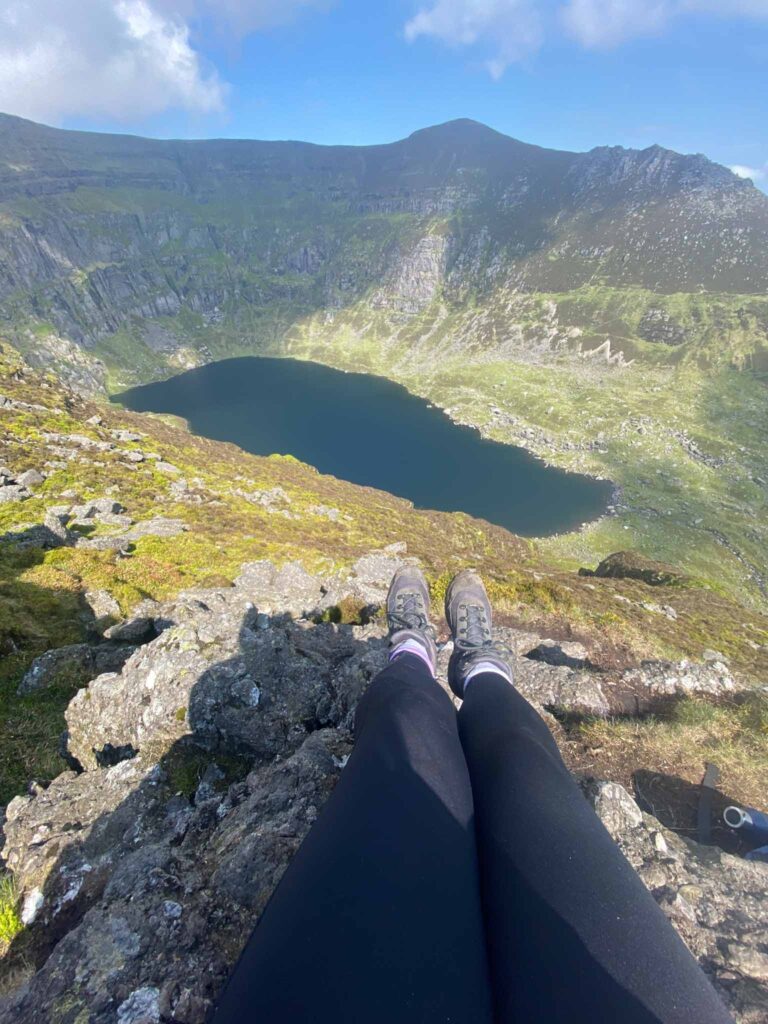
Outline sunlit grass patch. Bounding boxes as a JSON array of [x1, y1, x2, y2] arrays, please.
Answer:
[[575, 692, 768, 811], [0, 874, 23, 951]]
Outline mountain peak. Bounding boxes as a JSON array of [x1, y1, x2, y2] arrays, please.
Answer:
[[403, 118, 525, 148], [579, 140, 742, 192], [409, 117, 501, 136]]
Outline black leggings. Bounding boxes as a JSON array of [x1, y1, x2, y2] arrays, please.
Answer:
[[210, 654, 733, 1023]]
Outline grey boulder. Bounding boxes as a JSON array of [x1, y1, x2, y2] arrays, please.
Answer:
[[18, 643, 137, 695]]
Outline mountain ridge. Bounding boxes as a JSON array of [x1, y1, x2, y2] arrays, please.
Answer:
[[0, 111, 751, 176], [1, 109, 765, 385], [0, 113, 753, 212]]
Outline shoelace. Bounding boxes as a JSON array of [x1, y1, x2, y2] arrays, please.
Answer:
[[390, 591, 435, 639], [454, 603, 512, 661]]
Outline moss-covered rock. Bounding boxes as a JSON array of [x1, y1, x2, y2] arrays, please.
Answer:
[[581, 551, 688, 587]]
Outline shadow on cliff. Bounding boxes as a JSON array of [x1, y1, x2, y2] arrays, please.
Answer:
[[0, 536, 110, 809], [0, 605, 386, 1015]]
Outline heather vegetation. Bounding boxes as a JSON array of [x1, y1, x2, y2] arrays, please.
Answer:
[[2, 340, 767, 811]]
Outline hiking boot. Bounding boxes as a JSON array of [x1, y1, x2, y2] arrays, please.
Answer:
[[445, 570, 512, 697], [386, 566, 437, 673]]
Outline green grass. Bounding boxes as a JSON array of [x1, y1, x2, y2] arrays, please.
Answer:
[[0, 875, 22, 949], [159, 746, 252, 799], [2, 338, 768, 810], [574, 692, 768, 811], [0, 659, 86, 805]]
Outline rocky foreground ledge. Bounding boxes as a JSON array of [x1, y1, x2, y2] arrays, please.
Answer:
[[1, 549, 766, 1023]]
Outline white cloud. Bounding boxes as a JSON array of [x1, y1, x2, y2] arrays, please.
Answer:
[[404, 0, 544, 78], [0, 0, 330, 123], [561, 0, 671, 48], [730, 164, 766, 181], [155, 0, 333, 37], [406, 0, 768, 72], [561, 0, 768, 48]]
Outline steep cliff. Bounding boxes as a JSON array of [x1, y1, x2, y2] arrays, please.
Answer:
[[1, 115, 767, 390]]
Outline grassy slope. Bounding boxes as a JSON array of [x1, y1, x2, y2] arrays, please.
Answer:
[[271, 286, 768, 613], [2, 340, 768, 810], [3, 171, 767, 609], [571, 693, 768, 813]]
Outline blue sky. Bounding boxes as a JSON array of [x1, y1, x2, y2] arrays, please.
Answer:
[[0, 1, 766, 187]]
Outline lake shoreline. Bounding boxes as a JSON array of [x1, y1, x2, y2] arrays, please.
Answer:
[[116, 355, 613, 540]]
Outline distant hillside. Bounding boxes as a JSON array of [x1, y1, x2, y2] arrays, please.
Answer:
[[0, 115, 767, 390], [1, 116, 768, 617]]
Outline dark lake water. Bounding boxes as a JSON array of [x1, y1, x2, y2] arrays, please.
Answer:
[[116, 357, 612, 537]]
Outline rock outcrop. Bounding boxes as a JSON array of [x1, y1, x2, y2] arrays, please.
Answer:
[[580, 550, 687, 587], [2, 495, 188, 556], [18, 643, 136, 696], [1, 552, 766, 1022], [0, 466, 40, 504], [584, 781, 768, 1024]]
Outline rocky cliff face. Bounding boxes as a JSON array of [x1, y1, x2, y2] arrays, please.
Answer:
[[0, 551, 766, 1023], [1, 115, 766, 391]]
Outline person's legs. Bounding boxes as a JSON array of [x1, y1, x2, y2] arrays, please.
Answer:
[[459, 674, 733, 1023], [443, 569, 733, 1024], [210, 570, 494, 1024]]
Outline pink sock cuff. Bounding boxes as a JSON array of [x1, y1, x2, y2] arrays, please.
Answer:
[[389, 638, 435, 677], [463, 661, 513, 689]]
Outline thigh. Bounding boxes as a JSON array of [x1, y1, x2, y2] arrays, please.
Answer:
[[210, 654, 494, 1024], [459, 672, 733, 1024]]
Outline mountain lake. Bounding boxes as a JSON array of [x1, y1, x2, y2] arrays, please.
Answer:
[[116, 356, 612, 537]]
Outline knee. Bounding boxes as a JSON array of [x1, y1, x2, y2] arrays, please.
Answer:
[[354, 665, 453, 736]]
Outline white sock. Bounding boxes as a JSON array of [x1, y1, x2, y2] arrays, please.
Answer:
[[463, 660, 513, 690], [389, 637, 435, 677]]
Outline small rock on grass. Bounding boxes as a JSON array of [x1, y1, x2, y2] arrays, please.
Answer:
[[110, 429, 143, 443], [85, 589, 122, 622], [70, 498, 125, 519], [16, 469, 45, 488], [0, 481, 29, 503]]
